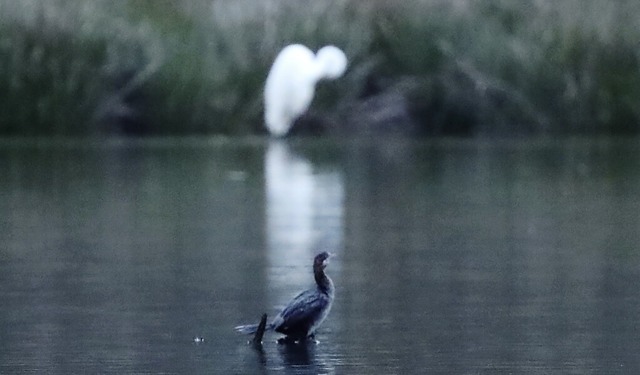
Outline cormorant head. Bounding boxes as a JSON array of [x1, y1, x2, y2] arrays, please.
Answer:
[[314, 251, 334, 270]]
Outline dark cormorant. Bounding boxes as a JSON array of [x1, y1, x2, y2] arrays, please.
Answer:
[[235, 251, 335, 342]]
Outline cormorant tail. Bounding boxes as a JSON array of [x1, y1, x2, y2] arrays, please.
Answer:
[[234, 321, 273, 334], [234, 323, 259, 334]]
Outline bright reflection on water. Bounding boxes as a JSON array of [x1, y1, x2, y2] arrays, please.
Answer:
[[265, 140, 343, 303], [1, 137, 639, 374]]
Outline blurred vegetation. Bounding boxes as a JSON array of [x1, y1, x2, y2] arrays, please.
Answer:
[[0, 0, 639, 137]]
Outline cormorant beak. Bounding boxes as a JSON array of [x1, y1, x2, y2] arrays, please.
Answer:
[[323, 252, 335, 266]]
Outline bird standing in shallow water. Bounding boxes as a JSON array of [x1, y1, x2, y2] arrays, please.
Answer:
[[235, 252, 335, 343], [264, 44, 347, 137]]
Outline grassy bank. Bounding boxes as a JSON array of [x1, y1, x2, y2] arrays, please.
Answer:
[[0, 0, 638, 137]]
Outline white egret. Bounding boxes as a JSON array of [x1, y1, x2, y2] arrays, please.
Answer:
[[264, 44, 347, 137]]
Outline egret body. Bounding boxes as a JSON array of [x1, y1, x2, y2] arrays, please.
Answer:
[[264, 44, 347, 137]]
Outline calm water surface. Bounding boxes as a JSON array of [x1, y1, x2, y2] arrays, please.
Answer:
[[1, 137, 639, 374]]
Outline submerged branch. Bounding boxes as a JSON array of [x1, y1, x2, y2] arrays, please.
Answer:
[[251, 313, 268, 346]]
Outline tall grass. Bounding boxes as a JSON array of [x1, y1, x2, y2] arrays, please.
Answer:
[[374, 0, 640, 135], [0, 0, 638, 136], [0, 0, 162, 136]]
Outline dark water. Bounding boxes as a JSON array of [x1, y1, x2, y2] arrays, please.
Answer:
[[1, 137, 639, 374]]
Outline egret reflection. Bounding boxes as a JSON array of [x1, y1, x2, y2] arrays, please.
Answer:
[[265, 140, 343, 313]]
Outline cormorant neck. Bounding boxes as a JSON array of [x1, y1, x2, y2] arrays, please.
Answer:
[[314, 266, 334, 296]]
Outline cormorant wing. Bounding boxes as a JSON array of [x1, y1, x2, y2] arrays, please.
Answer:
[[272, 289, 330, 332]]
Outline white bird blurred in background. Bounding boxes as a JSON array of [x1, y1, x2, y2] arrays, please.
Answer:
[[264, 44, 347, 137]]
